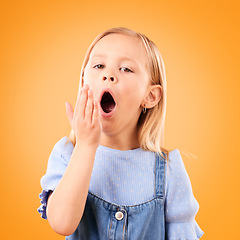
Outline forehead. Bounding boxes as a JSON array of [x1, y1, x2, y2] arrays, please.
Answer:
[[89, 33, 147, 62]]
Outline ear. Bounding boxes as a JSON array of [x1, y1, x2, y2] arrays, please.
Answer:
[[141, 85, 162, 109]]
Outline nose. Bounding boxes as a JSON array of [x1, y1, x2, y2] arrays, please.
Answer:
[[103, 74, 117, 83]]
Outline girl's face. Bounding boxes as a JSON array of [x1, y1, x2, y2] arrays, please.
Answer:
[[83, 33, 150, 137]]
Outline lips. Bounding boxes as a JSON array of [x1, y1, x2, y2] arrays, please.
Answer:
[[99, 89, 116, 118]]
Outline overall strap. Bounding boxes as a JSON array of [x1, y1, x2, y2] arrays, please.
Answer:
[[155, 152, 167, 198]]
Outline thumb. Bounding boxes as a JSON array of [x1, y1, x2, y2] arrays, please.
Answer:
[[65, 102, 74, 127]]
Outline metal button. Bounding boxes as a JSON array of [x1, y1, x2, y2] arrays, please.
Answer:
[[115, 211, 124, 220]]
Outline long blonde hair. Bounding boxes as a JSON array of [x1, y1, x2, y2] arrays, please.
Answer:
[[67, 27, 169, 160]]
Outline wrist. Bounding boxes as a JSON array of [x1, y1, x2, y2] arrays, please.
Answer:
[[75, 141, 99, 152]]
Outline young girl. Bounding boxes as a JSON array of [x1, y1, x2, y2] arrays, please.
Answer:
[[38, 27, 204, 239]]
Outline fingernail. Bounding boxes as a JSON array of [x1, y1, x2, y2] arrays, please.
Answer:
[[65, 102, 68, 109]]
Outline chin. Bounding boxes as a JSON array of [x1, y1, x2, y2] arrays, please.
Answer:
[[100, 118, 118, 134]]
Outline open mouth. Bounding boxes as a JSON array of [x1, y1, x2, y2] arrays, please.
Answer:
[[100, 91, 116, 114]]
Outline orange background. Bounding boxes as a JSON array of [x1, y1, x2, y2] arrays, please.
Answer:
[[1, 0, 239, 239]]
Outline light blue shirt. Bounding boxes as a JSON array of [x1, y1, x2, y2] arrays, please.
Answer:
[[38, 137, 204, 239]]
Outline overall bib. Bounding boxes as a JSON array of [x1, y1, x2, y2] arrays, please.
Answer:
[[66, 152, 167, 240]]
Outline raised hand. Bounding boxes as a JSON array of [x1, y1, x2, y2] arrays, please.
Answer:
[[47, 85, 102, 235], [65, 84, 102, 148]]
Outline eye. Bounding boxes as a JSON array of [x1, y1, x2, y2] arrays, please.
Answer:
[[120, 67, 133, 73], [93, 64, 105, 69]]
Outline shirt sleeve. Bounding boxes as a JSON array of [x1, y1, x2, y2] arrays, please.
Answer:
[[37, 136, 74, 219], [165, 149, 204, 239]]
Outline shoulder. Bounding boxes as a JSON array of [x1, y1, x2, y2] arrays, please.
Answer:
[[167, 148, 187, 173], [168, 148, 182, 162], [164, 149, 184, 176], [49, 136, 74, 165], [165, 148, 193, 198], [52, 136, 74, 152], [41, 136, 74, 185]]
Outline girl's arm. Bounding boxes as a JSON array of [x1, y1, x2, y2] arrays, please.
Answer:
[[46, 85, 101, 236]]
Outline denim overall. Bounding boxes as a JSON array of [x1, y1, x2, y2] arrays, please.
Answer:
[[66, 152, 167, 240]]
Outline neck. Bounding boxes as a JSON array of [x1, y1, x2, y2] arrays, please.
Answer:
[[100, 127, 140, 151]]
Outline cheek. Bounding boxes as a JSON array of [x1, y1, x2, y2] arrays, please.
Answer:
[[83, 68, 97, 86], [83, 70, 91, 83], [121, 82, 146, 106], [83, 70, 101, 99], [127, 78, 147, 96]]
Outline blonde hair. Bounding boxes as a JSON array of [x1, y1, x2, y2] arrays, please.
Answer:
[[66, 27, 169, 160]]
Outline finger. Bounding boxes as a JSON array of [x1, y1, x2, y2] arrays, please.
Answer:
[[78, 84, 89, 118], [65, 102, 74, 127], [92, 100, 99, 125], [85, 89, 94, 121], [74, 85, 83, 115]]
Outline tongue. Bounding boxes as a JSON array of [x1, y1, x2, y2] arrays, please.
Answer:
[[102, 101, 115, 113]]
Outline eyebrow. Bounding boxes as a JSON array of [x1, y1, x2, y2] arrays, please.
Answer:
[[91, 54, 137, 64]]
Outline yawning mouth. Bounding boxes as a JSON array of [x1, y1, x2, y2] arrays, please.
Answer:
[[100, 91, 116, 114]]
